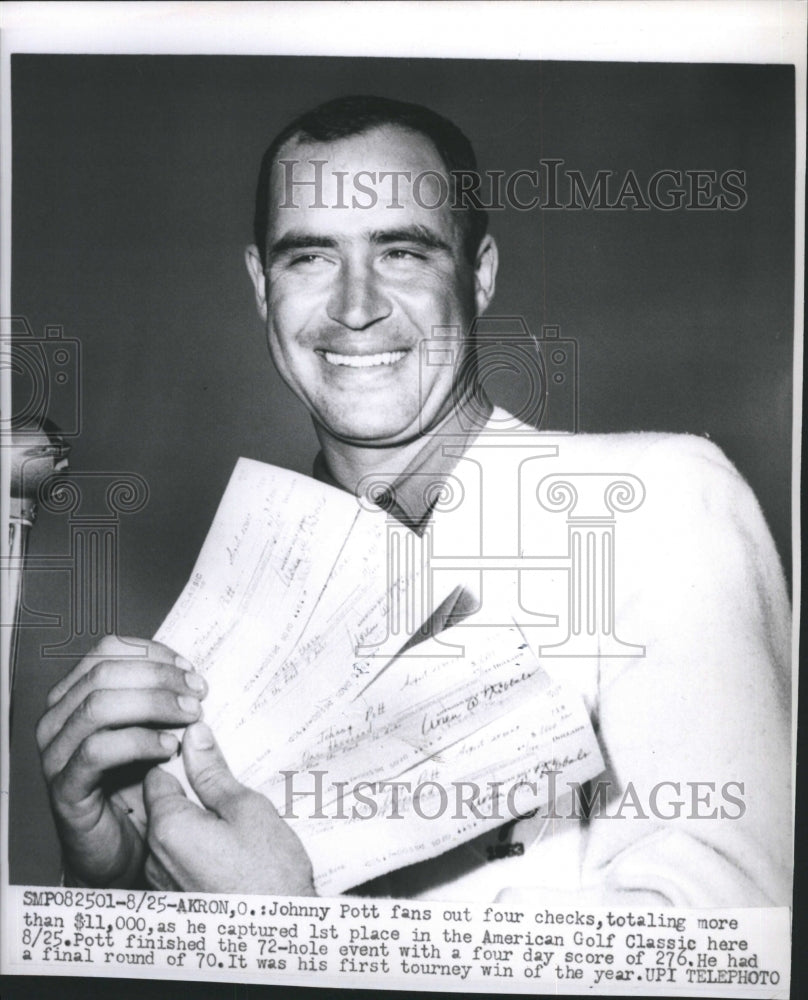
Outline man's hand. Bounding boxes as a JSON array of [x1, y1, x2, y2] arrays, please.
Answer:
[[142, 721, 316, 895], [35, 635, 207, 888]]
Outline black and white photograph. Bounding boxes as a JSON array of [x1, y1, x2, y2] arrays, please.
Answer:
[[1, 2, 803, 996]]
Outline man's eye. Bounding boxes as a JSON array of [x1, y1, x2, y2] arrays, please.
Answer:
[[289, 253, 329, 267], [384, 248, 426, 262]]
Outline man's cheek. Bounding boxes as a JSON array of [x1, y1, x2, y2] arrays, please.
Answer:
[[415, 365, 457, 420], [267, 286, 323, 337], [396, 289, 468, 337], [265, 326, 310, 389], [273, 346, 319, 397]]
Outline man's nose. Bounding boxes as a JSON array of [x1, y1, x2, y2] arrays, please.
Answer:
[[326, 261, 392, 330]]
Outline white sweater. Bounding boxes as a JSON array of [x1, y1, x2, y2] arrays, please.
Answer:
[[371, 410, 792, 907]]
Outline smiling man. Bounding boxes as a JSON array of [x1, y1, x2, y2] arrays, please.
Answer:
[[35, 96, 792, 907], [244, 100, 498, 491]]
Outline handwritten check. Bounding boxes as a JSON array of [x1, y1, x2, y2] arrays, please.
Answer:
[[155, 459, 604, 893]]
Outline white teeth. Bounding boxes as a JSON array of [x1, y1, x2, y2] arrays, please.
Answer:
[[322, 350, 407, 368]]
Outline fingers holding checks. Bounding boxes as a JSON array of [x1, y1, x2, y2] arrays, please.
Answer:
[[181, 721, 246, 818], [37, 641, 206, 753], [53, 728, 180, 810], [142, 723, 246, 832], [143, 723, 316, 895], [45, 636, 186, 708], [37, 636, 208, 810], [39, 683, 205, 783], [35, 636, 209, 890]]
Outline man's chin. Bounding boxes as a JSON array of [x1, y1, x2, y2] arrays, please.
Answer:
[[314, 414, 424, 450]]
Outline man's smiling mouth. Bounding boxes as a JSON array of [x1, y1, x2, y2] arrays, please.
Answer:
[[320, 350, 408, 368]]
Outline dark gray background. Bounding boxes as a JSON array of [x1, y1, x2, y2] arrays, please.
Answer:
[[10, 56, 795, 883]]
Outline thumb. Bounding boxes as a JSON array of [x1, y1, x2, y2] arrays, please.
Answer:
[[143, 764, 187, 815], [143, 767, 191, 821], [181, 721, 243, 818]]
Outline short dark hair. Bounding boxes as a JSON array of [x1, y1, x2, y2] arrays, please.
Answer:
[[253, 94, 488, 265]]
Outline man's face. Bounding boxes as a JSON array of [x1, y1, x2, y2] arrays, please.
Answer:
[[246, 125, 497, 446]]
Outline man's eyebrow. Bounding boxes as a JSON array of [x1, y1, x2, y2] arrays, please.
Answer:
[[267, 232, 339, 260], [266, 225, 454, 263], [370, 225, 452, 253]]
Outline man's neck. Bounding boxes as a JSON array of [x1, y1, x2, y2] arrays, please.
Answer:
[[313, 386, 493, 499], [314, 427, 432, 495]]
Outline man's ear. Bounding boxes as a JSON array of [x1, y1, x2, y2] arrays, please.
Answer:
[[245, 245, 268, 322], [473, 234, 498, 315]]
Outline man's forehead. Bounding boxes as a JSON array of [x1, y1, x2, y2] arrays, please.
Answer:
[[266, 124, 459, 235], [274, 124, 447, 179]]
